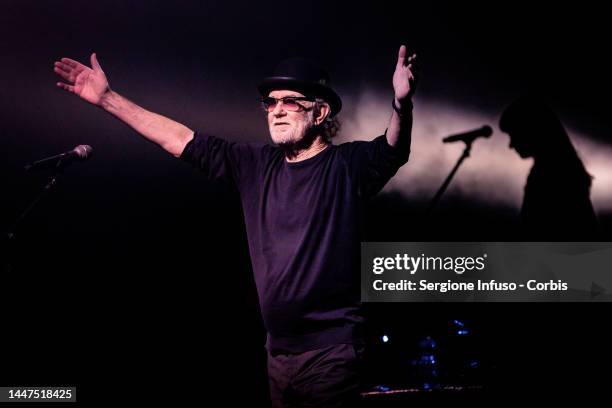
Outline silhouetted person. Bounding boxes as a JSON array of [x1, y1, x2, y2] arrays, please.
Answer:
[[500, 96, 598, 240]]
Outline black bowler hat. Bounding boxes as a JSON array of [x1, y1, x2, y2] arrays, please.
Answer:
[[258, 57, 342, 116]]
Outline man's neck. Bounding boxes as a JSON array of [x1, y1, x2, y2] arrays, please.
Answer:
[[285, 136, 329, 163]]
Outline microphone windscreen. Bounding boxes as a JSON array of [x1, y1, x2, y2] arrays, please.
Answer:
[[73, 145, 93, 159]]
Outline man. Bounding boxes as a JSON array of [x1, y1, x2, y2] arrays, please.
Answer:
[[53, 46, 417, 407]]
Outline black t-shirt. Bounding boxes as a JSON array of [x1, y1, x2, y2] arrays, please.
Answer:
[[181, 132, 408, 353]]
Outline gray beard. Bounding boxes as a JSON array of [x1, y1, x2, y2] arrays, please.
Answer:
[[277, 125, 321, 158]]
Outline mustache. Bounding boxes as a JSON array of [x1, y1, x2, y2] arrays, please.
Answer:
[[276, 124, 321, 156]]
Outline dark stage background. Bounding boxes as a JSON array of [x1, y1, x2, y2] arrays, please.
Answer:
[[2, 1, 611, 405]]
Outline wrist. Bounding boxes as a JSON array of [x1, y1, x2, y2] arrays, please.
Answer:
[[392, 97, 413, 115], [98, 89, 116, 110]]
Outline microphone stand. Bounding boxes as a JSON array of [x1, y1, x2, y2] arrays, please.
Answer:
[[4, 160, 68, 272], [426, 140, 473, 215]]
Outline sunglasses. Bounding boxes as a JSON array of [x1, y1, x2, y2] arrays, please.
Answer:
[[261, 96, 316, 113]]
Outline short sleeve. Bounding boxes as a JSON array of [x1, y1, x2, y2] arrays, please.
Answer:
[[180, 132, 262, 187]]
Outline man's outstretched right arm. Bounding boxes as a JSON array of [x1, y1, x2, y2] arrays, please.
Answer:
[[98, 90, 194, 157], [54, 53, 193, 157]]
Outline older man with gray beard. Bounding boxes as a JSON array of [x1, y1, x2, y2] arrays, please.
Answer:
[[54, 46, 417, 407]]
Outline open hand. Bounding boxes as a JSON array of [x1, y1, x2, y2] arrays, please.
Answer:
[[392, 45, 418, 106], [54, 53, 109, 105]]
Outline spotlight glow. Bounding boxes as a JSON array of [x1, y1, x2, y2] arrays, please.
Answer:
[[338, 90, 612, 213]]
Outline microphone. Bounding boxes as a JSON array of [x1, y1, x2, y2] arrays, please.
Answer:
[[25, 145, 93, 171], [442, 125, 493, 144]]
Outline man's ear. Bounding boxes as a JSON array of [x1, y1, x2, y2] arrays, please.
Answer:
[[315, 102, 331, 125]]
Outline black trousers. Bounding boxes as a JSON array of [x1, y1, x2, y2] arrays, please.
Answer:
[[267, 343, 364, 408]]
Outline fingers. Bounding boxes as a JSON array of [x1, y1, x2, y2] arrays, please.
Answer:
[[406, 53, 417, 68], [53, 66, 71, 82], [54, 61, 71, 73], [408, 56, 419, 90], [54, 58, 86, 79], [406, 53, 419, 76], [53, 62, 69, 74], [53, 62, 74, 82], [90, 52, 102, 72], [397, 45, 407, 66], [56, 81, 75, 93], [60, 57, 84, 69], [397, 45, 418, 68]]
